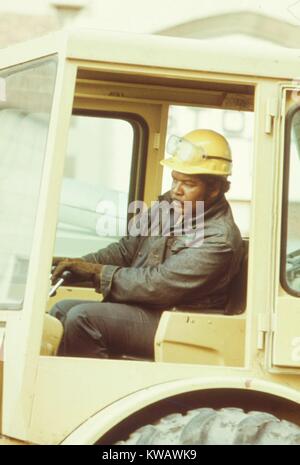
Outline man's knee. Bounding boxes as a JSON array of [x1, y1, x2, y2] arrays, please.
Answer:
[[50, 299, 81, 321], [64, 305, 87, 329], [62, 304, 108, 358], [49, 301, 65, 319], [63, 305, 104, 345]]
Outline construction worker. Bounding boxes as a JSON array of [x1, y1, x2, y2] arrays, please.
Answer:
[[50, 129, 243, 359]]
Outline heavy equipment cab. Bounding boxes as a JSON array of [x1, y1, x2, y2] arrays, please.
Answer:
[[1, 29, 300, 444]]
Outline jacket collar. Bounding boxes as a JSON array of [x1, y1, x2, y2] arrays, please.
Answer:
[[158, 191, 229, 221]]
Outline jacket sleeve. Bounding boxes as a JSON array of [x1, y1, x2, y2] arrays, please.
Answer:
[[82, 235, 141, 267], [99, 239, 234, 307]]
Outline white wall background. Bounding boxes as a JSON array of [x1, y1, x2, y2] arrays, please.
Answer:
[[0, 0, 300, 36]]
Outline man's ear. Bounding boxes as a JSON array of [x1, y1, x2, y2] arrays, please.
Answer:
[[207, 184, 221, 201]]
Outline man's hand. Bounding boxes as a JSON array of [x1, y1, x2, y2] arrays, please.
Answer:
[[51, 257, 84, 279], [51, 258, 103, 288], [52, 257, 73, 267]]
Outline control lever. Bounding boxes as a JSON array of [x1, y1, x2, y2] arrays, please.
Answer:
[[49, 270, 72, 298]]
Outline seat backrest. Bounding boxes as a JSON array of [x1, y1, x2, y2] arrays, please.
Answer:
[[224, 239, 249, 315], [40, 314, 64, 356]]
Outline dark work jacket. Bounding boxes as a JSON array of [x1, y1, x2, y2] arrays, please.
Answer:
[[83, 194, 243, 311]]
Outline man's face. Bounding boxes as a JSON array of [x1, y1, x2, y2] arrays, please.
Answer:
[[170, 170, 213, 213]]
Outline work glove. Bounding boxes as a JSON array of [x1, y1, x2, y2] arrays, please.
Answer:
[[52, 256, 72, 267], [51, 258, 102, 289], [51, 257, 84, 284]]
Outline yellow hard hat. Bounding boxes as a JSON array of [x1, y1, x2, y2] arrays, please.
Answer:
[[161, 129, 232, 176]]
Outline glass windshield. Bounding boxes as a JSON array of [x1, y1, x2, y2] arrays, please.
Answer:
[[0, 56, 57, 309]]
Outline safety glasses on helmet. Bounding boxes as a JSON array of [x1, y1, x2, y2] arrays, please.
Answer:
[[166, 135, 231, 163]]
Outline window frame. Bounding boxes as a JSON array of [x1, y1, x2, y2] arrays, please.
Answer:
[[280, 102, 300, 297]]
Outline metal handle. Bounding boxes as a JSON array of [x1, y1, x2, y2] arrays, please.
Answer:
[[49, 270, 72, 298]]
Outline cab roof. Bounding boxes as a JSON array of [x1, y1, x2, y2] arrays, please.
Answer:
[[0, 28, 299, 80]]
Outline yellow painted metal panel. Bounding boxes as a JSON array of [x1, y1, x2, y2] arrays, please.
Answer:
[[273, 298, 300, 367], [155, 311, 245, 367]]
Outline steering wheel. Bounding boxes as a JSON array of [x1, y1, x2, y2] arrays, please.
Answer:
[[286, 249, 300, 286]]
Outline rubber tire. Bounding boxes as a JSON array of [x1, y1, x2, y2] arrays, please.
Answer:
[[117, 407, 300, 445]]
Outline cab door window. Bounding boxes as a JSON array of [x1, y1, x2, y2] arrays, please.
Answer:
[[54, 114, 139, 258], [281, 103, 300, 295]]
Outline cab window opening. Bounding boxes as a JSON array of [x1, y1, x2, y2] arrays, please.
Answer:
[[281, 102, 300, 296], [162, 105, 254, 239], [53, 111, 148, 259]]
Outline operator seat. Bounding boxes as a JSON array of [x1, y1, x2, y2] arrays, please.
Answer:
[[154, 239, 249, 366]]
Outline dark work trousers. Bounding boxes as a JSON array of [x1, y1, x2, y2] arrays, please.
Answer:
[[50, 299, 163, 359]]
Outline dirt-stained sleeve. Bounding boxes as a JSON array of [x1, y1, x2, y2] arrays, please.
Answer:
[[99, 239, 234, 307]]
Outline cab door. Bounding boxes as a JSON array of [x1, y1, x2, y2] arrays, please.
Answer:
[[272, 84, 300, 369], [48, 65, 165, 303]]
